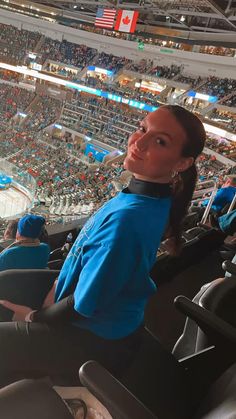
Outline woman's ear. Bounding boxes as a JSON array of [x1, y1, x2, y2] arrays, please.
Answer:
[[177, 156, 194, 173]]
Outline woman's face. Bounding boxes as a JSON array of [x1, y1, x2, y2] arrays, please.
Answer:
[[124, 107, 194, 183]]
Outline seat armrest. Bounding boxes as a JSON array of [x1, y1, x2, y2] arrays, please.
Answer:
[[79, 361, 157, 419], [222, 260, 236, 276], [174, 296, 236, 347]]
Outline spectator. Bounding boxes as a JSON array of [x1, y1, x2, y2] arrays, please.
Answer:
[[210, 209, 236, 238], [201, 175, 236, 213], [0, 215, 50, 271], [0, 105, 206, 386]]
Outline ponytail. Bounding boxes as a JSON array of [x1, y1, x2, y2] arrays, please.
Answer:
[[160, 105, 206, 256], [165, 164, 198, 256]]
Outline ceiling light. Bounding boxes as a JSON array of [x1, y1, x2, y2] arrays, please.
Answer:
[[73, 5, 77, 8], [180, 15, 185, 22]]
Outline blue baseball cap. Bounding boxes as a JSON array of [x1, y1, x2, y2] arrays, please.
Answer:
[[18, 214, 46, 239]]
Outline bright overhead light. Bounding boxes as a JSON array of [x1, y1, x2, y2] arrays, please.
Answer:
[[180, 15, 185, 22], [73, 5, 77, 8]]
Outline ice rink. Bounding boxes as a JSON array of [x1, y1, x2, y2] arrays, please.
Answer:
[[0, 187, 31, 219]]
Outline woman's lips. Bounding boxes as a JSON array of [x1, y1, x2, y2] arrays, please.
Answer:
[[130, 150, 143, 160]]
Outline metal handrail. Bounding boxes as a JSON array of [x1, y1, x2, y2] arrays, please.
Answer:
[[227, 193, 236, 214]]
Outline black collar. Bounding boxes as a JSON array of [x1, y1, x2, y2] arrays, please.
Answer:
[[125, 176, 171, 198]]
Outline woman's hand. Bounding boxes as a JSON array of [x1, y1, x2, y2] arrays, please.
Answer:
[[0, 300, 32, 321]]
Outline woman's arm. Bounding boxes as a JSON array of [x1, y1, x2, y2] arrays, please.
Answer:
[[42, 280, 58, 308], [32, 294, 82, 324]]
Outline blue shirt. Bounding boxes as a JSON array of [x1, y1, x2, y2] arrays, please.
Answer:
[[55, 191, 171, 339], [202, 186, 236, 213], [0, 243, 50, 271]]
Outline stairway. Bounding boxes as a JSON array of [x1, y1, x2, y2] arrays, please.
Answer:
[[34, 35, 46, 54]]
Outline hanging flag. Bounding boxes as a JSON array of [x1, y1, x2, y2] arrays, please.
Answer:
[[114, 10, 139, 33], [95, 8, 116, 29]]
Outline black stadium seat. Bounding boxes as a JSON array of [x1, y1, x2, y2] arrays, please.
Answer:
[[80, 359, 236, 419], [173, 261, 236, 359], [151, 226, 225, 283], [48, 259, 64, 270], [49, 247, 63, 261], [79, 298, 236, 419], [79, 359, 236, 419], [0, 269, 59, 321], [0, 378, 74, 419]]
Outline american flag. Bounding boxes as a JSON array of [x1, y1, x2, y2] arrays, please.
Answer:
[[95, 7, 116, 29]]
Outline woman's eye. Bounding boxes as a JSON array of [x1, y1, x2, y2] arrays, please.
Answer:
[[138, 126, 145, 133], [156, 138, 166, 146]]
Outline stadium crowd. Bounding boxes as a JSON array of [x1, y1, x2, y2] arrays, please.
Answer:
[[37, 38, 96, 69], [210, 109, 236, 132], [221, 93, 236, 108], [198, 76, 236, 99], [0, 23, 40, 65], [0, 84, 35, 130], [0, 22, 235, 102]]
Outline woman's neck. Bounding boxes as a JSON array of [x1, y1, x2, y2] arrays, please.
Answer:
[[127, 176, 171, 198]]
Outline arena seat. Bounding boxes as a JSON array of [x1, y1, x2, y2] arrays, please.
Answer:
[[151, 226, 225, 283], [0, 269, 59, 321], [79, 359, 236, 419], [222, 259, 236, 276], [49, 247, 63, 261], [173, 268, 236, 359], [0, 378, 74, 419], [47, 259, 64, 270], [79, 298, 236, 419]]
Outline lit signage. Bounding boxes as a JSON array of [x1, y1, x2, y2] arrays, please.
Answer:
[[32, 62, 42, 71], [28, 53, 37, 59], [0, 62, 158, 113], [107, 93, 122, 102], [187, 90, 218, 103], [87, 66, 114, 77]]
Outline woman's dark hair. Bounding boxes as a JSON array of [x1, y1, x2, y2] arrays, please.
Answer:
[[162, 105, 206, 255]]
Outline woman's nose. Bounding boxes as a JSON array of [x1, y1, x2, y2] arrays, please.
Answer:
[[135, 134, 148, 151]]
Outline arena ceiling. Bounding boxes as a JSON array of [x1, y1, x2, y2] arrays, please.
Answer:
[[28, 0, 236, 32]]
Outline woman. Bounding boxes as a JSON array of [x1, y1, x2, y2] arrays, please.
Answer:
[[0, 105, 206, 385]]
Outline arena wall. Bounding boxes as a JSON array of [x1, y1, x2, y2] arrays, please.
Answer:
[[0, 9, 236, 79]]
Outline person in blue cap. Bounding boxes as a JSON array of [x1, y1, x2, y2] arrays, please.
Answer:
[[0, 214, 50, 271]]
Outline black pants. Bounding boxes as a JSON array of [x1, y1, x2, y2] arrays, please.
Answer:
[[0, 321, 144, 387]]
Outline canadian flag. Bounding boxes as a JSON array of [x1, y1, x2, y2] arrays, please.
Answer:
[[114, 10, 139, 33]]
